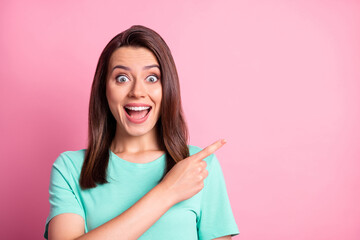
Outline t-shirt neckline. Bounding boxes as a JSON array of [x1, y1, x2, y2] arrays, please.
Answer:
[[109, 149, 166, 168]]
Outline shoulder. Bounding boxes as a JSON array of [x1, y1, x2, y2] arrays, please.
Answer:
[[52, 149, 86, 175], [188, 144, 203, 155]]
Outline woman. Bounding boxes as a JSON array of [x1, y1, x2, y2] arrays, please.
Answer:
[[44, 25, 239, 240]]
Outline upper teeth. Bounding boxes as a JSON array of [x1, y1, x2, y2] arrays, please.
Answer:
[[125, 106, 150, 111]]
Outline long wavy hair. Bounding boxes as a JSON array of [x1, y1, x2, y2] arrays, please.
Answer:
[[79, 25, 189, 189]]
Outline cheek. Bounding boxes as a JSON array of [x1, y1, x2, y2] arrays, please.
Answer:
[[106, 85, 123, 115], [152, 87, 162, 105], [106, 87, 115, 107], [106, 83, 124, 103]]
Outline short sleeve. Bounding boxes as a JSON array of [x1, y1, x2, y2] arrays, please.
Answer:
[[197, 154, 240, 240], [44, 154, 85, 239]]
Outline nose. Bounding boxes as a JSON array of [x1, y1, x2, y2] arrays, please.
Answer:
[[128, 78, 146, 98]]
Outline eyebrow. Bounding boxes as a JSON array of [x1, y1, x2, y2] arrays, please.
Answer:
[[111, 64, 160, 72]]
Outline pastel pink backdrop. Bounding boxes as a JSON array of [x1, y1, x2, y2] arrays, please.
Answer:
[[1, 0, 359, 239]]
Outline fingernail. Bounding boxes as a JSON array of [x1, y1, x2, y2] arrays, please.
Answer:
[[221, 139, 227, 144]]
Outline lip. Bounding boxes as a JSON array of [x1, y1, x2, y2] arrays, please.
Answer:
[[124, 103, 152, 124]]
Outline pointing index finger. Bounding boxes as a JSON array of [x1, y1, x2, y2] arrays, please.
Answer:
[[192, 139, 226, 161]]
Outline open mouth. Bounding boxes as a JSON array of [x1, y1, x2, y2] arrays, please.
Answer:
[[124, 106, 152, 120]]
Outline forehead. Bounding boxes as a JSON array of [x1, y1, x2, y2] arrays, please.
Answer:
[[109, 46, 159, 67]]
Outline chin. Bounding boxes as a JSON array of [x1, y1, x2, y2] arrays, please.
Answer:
[[124, 125, 156, 137], [127, 130, 149, 137]]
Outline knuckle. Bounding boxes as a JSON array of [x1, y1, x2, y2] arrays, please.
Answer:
[[202, 161, 207, 168]]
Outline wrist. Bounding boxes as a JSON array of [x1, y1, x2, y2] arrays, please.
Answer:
[[154, 182, 177, 207]]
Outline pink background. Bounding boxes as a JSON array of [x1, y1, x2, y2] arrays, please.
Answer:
[[1, 0, 359, 239]]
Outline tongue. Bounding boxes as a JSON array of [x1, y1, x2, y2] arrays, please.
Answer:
[[128, 110, 149, 119]]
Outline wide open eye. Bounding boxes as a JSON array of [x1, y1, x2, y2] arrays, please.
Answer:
[[146, 75, 159, 83], [115, 75, 130, 83]]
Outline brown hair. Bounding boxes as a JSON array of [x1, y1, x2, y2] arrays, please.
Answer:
[[80, 25, 189, 189]]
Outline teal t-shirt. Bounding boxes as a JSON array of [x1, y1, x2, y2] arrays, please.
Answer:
[[44, 145, 239, 239]]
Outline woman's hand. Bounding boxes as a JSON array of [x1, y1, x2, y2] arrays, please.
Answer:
[[159, 139, 227, 205]]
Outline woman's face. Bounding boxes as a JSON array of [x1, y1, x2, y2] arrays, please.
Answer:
[[106, 46, 162, 137]]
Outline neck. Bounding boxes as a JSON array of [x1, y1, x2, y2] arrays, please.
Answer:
[[110, 124, 162, 154]]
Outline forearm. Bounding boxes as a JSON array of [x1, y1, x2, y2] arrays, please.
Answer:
[[75, 183, 174, 240]]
